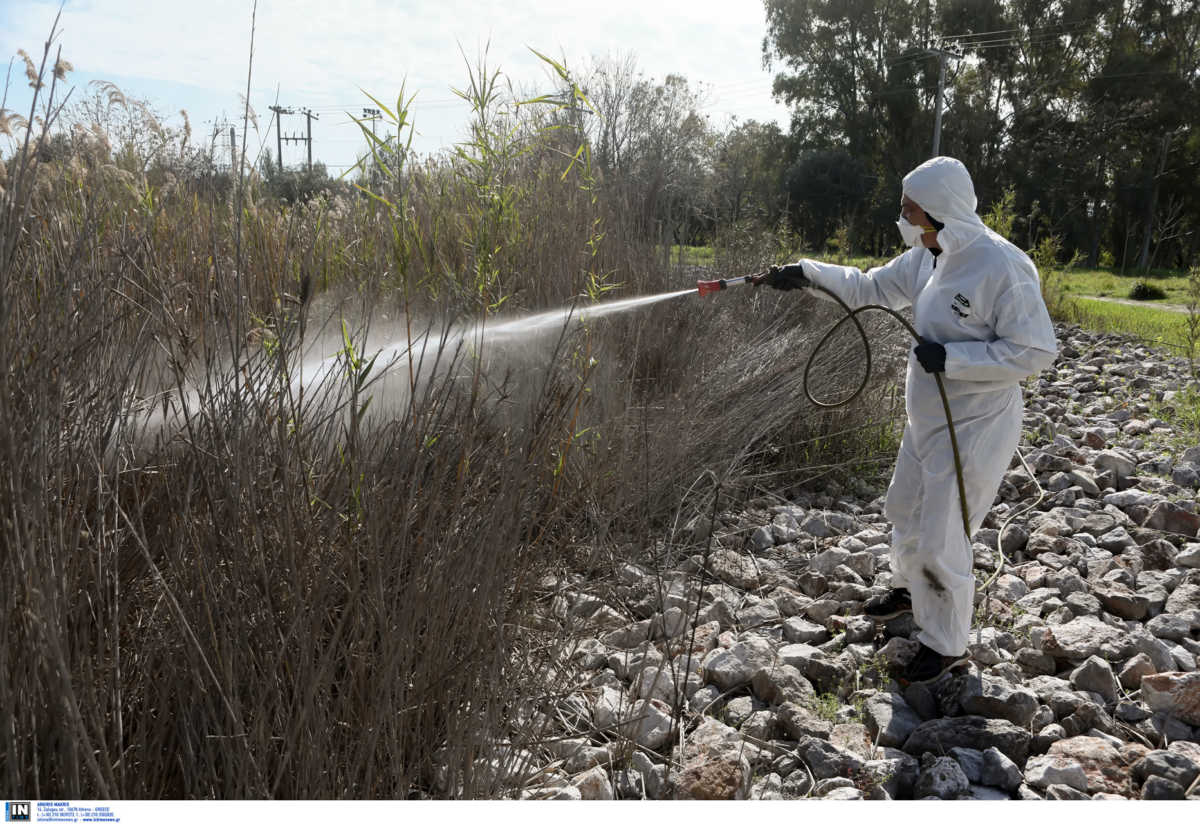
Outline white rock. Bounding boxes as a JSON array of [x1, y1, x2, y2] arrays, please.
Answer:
[[1068, 469, 1101, 496], [783, 616, 829, 644], [1141, 672, 1200, 725], [810, 547, 851, 576], [853, 528, 890, 547], [1094, 449, 1137, 479], [571, 765, 614, 800], [634, 666, 678, 704], [991, 573, 1029, 602], [751, 772, 785, 800], [602, 620, 651, 649], [652, 607, 689, 639], [1178, 544, 1200, 569], [631, 698, 675, 750], [771, 513, 801, 543], [1102, 489, 1159, 509], [750, 525, 775, 552], [822, 786, 864, 799], [701, 637, 776, 691], [777, 643, 826, 670], [1024, 755, 1089, 791], [736, 600, 781, 630], [592, 685, 629, 731]]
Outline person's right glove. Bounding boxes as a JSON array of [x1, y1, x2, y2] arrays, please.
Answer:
[[758, 263, 811, 291], [913, 341, 947, 373]]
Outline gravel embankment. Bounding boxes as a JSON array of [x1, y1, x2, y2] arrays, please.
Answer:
[[508, 323, 1200, 800]]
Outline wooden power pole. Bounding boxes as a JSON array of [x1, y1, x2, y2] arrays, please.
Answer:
[[926, 41, 962, 157], [302, 108, 319, 171], [269, 105, 294, 171]]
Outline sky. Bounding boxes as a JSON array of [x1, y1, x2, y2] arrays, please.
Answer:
[[0, 0, 790, 174]]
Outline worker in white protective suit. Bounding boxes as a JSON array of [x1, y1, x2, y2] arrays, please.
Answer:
[[761, 156, 1057, 685]]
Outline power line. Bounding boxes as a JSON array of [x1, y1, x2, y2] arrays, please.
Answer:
[[886, 30, 1089, 70], [956, 34, 1079, 47], [939, 20, 1092, 42], [969, 36, 1090, 51]]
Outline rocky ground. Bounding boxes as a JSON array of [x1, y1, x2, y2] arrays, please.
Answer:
[[508, 323, 1200, 800]]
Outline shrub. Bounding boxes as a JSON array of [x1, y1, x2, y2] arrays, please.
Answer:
[[1128, 280, 1168, 301], [1185, 264, 1200, 380], [983, 186, 1017, 237], [1031, 234, 1077, 319]]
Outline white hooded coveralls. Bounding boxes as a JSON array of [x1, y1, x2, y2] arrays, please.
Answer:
[[801, 157, 1057, 656]]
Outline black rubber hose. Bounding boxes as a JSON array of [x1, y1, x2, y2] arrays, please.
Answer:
[[801, 282, 972, 539]]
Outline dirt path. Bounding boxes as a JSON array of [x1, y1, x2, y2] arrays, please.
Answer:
[[1076, 294, 1191, 314]]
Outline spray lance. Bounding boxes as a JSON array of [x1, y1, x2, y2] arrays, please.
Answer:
[[695, 265, 811, 297], [694, 274, 761, 297]]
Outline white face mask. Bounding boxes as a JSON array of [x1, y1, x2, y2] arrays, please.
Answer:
[[896, 217, 931, 248]]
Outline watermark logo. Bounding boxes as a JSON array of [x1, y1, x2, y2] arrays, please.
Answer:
[[4, 802, 30, 822]]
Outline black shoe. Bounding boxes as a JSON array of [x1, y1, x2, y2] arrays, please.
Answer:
[[863, 587, 912, 621], [897, 642, 969, 686]]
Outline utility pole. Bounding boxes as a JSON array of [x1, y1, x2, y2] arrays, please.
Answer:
[[926, 41, 962, 157], [302, 107, 319, 171], [229, 126, 236, 173], [210, 120, 223, 168], [362, 107, 381, 138], [269, 104, 295, 171]]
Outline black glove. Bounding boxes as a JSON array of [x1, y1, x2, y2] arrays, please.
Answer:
[[758, 263, 811, 290], [913, 341, 946, 374]]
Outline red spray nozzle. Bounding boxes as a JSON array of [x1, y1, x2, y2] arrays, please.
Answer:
[[697, 274, 762, 297]]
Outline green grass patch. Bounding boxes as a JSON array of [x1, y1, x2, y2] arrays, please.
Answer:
[[1059, 266, 1192, 303], [1063, 295, 1190, 349], [1153, 384, 1200, 443], [670, 244, 716, 266]]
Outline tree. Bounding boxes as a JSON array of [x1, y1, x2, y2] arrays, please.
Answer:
[[762, 0, 943, 252], [785, 148, 870, 248], [709, 119, 790, 228], [574, 58, 715, 247], [762, 0, 1200, 265]]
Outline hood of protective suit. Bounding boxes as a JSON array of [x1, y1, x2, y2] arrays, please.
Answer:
[[902, 156, 988, 256]]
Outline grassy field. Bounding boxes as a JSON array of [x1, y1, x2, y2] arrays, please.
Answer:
[[1062, 295, 1192, 350], [672, 244, 716, 266], [1060, 266, 1194, 304]]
